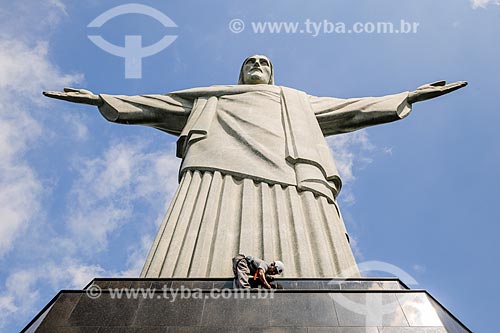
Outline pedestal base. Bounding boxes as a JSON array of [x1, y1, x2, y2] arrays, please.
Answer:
[[23, 278, 471, 332]]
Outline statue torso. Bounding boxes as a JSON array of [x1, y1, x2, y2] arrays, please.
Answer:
[[180, 89, 296, 186]]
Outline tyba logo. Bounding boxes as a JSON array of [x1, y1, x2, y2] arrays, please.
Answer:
[[87, 3, 178, 79]]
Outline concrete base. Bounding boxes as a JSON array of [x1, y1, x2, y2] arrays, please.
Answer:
[[23, 278, 471, 332]]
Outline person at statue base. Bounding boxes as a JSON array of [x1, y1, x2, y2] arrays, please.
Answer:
[[232, 254, 284, 289]]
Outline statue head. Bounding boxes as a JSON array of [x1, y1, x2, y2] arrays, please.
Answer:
[[238, 54, 274, 85]]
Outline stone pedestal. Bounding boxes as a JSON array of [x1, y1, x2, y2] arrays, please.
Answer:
[[23, 278, 471, 332]]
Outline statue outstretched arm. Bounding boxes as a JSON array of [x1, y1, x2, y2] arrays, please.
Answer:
[[311, 80, 467, 137], [311, 91, 412, 136], [43, 88, 194, 136]]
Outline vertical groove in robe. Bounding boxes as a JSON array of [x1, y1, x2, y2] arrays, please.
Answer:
[[302, 191, 335, 276], [274, 184, 297, 276], [208, 174, 243, 277], [206, 173, 226, 276], [256, 182, 263, 259], [185, 172, 214, 276], [205, 172, 228, 277], [159, 171, 203, 277], [173, 171, 213, 277], [188, 171, 224, 277], [234, 179, 243, 265], [261, 182, 274, 262], [317, 196, 342, 275], [140, 171, 193, 277], [295, 190, 318, 277], [286, 186, 315, 276], [239, 179, 257, 256], [270, 185, 282, 263]]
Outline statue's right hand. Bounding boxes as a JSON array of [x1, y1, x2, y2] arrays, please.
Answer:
[[43, 87, 103, 106]]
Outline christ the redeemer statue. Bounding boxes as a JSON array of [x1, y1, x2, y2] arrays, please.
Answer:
[[44, 55, 466, 278]]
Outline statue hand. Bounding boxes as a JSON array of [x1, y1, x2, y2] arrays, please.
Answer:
[[43, 87, 103, 106], [408, 80, 467, 104]]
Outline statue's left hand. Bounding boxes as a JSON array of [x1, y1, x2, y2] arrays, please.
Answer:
[[408, 80, 467, 104]]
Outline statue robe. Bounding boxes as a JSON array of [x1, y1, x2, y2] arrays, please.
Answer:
[[98, 84, 411, 278]]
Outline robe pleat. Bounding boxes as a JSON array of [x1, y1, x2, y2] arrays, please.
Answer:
[[141, 170, 360, 278]]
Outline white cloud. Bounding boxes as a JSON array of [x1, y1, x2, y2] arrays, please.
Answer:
[[0, 39, 81, 258], [48, 0, 67, 15], [66, 264, 106, 288], [0, 109, 41, 257], [0, 0, 83, 261], [382, 147, 393, 156], [0, 2, 68, 43], [349, 235, 364, 262], [44, 260, 107, 289], [413, 264, 426, 273], [0, 3, 87, 329], [118, 235, 155, 277], [64, 141, 179, 253], [62, 113, 89, 141], [471, 0, 500, 8], [0, 260, 105, 328], [0, 40, 80, 102], [327, 130, 375, 184], [0, 270, 40, 328], [0, 238, 157, 328], [0, 295, 17, 316], [327, 129, 379, 207]]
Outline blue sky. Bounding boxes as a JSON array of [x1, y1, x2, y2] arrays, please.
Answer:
[[0, 0, 498, 332]]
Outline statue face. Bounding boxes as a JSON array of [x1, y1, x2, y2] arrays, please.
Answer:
[[242, 55, 272, 84]]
